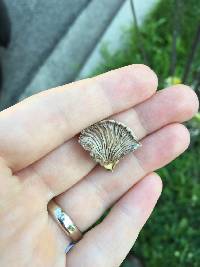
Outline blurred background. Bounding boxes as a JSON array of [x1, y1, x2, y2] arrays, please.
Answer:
[[0, 0, 199, 266]]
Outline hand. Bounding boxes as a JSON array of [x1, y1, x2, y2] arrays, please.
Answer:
[[0, 65, 198, 267]]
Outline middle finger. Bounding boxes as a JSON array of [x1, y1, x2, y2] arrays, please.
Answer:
[[17, 85, 198, 199]]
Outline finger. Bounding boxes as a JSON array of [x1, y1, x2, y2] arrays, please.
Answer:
[[65, 173, 162, 267], [56, 123, 189, 231], [17, 85, 198, 198], [134, 84, 199, 133], [0, 65, 157, 171]]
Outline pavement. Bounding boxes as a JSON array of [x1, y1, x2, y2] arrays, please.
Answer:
[[0, 0, 124, 108], [0, 0, 91, 108], [0, 0, 157, 108], [20, 0, 125, 100]]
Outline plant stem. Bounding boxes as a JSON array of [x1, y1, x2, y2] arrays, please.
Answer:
[[194, 69, 200, 99], [182, 22, 200, 83], [130, 0, 149, 65], [169, 0, 181, 77]]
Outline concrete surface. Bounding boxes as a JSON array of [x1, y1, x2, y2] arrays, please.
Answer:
[[78, 0, 158, 79], [0, 0, 157, 108], [0, 0, 91, 108], [19, 0, 124, 100]]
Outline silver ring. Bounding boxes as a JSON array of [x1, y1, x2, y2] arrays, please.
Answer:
[[65, 242, 75, 254], [48, 200, 83, 242]]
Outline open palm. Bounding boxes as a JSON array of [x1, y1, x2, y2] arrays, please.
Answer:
[[0, 65, 198, 267]]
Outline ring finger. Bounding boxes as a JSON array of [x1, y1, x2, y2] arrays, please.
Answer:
[[55, 122, 190, 234]]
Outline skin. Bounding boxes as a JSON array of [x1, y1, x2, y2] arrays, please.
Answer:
[[0, 64, 198, 267]]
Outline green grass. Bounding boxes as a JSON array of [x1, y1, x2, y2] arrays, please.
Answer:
[[89, 0, 200, 266], [92, 0, 200, 89], [132, 143, 200, 267]]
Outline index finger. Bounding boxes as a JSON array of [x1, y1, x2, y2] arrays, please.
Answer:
[[0, 64, 157, 171]]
